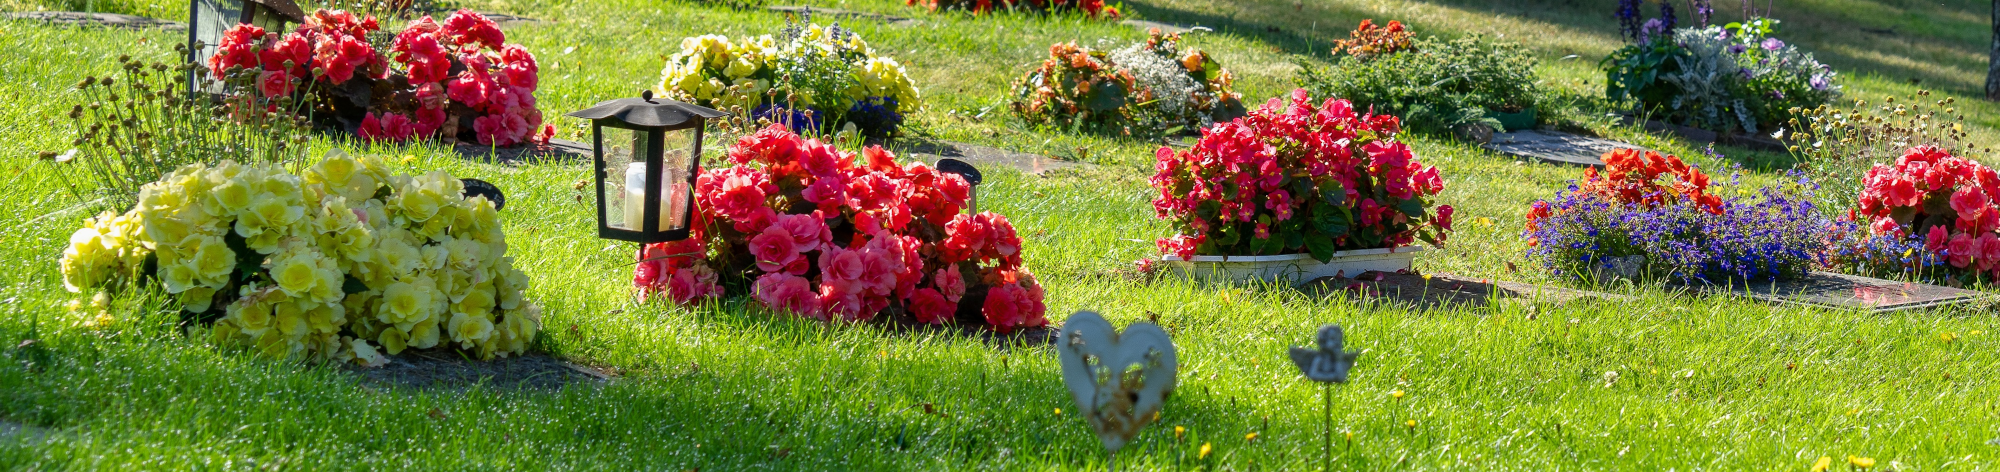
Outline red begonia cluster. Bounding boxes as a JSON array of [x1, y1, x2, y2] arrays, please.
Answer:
[[635, 124, 1048, 332], [209, 10, 384, 98], [1151, 89, 1451, 261], [211, 9, 551, 147], [1854, 146, 2000, 273], [1524, 149, 1722, 245]]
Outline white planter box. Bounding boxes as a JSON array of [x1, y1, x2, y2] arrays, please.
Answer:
[[1162, 247, 1425, 284]]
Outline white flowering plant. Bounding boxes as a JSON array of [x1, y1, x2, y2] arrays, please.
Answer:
[[1011, 28, 1244, 137], [58, 152, 542, 365], [654, 17, 920, 139]]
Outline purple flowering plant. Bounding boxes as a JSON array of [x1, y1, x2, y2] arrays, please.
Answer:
[[1608, 14, 1839, 134], [1525, 170, 1850, 283]]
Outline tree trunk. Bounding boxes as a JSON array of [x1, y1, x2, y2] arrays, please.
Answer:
[[1989, 0, 2000, 99]]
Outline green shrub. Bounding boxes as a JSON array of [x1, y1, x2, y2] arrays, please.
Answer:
[[1298, 34, 1541, 135]]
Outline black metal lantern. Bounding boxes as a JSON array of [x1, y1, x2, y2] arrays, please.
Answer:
[[565, 91, 729, 243], [186, 0, 306, 95], [936, 158, 983, 214]]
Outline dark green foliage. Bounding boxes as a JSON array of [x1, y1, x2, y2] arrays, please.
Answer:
[[1298, 35, 1541, 135]]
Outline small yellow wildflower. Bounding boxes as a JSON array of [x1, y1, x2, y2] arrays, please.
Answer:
[[1054, 408, 1062, 415], [1390, 390, 1406, 400], [1405, 419, 1416, 428], [1477, 217, 1493, 227], [1847, 455, 1875, 469], [1244, 432, 1257, 442], [399, 155, 416, 165], [1175, 425, 1185, 440], [1199, 442, 1212, 459], [1942, 332, 1959, 342], [1972, 330, 1985, 336], [1811, 456, 1831, 472]]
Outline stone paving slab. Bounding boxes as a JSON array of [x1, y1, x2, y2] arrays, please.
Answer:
[[6, 11, 185, 30], [349, 350, 614, 391], [1298, 271, 1630, 310], [0, 420, 49, 444], [894, 139, 1086, 175], [454, 138, 590, 165], [1719, 271, 1989, 312], [1483, 130, 1643, 167], [767, 5, 916, 25], [1122, 19, 1193, 34]]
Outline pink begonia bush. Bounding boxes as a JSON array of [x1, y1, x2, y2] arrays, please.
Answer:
[[634, 125, 1049, 332]]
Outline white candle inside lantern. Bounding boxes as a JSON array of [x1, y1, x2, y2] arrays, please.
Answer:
[[622, 162, 685, 231]]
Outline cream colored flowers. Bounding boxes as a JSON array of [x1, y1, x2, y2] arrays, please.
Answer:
[[653, 25, 921, 121], [58, 152, 542, 364]]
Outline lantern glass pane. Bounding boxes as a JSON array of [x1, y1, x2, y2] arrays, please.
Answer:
[[657, 128, 697, 231], [603, 128, 644, 232], [190, 0, 245, 95]]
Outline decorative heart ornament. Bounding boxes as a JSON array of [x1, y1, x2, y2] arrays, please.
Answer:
[[1057, 311, 1178, 454], [1289, 323, 1360, 383]]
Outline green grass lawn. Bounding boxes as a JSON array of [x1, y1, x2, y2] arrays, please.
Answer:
[[5, 0, 2000, 469]]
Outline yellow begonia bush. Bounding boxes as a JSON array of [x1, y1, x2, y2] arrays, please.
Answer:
[[58, 153, 541, 365], [655, 21, 920, 139]]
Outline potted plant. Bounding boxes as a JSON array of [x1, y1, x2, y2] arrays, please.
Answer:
[[1148, 89, 1454, 284], [1490, 103, 1537, 133]]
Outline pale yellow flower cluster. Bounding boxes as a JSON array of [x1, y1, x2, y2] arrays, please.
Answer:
[[57, 153, 541, 365], [851, 56, 920, 107], [657, 34, 778, 110], [653, 26, 920, 113]]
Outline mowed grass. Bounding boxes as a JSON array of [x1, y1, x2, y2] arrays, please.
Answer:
[[2, 0, 2000, 469]]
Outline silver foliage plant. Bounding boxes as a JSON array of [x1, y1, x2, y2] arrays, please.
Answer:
[[1661, 25, 1840, 134]]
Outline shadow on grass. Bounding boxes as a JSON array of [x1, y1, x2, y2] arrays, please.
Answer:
[[1411, 0, 1991, 96]]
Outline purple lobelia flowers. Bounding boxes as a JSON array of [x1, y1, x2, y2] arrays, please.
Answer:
[[1525, 172, 1850, 283]]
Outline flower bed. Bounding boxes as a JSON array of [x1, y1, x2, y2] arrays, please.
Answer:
[[1012, 29, 1245, 137], [1602, 12, 1839, 135], [211, 9, 554, 146], [904, 0, 1119, 19], [1835, 146, 2000, 282], [633, 124, 1047, 332], [1149, 89, 1451, 263], [1523, 149, 1846, 283], [1299, 20, 1541, 135], [59, 153, 542, 364], [654, 18, 920, 139]]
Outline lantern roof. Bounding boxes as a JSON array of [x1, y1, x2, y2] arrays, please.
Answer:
[[248, 0, 306, 23], [566, 91, 729, 128]]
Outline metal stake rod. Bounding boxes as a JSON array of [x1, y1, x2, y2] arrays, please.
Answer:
[[1323, 384, 1333, 471]]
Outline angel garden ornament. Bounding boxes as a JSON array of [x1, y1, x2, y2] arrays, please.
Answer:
[[1289, 323, 1361, 471], [1056, 310, 1178, 472]]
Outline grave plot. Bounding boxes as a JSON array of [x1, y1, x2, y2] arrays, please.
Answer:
[[1707, 272, 1990, 312], [1483, 130, 1644, 167], [1297, 271, 1630, 310]]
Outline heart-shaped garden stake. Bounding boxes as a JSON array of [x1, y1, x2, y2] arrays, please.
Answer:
[[1056, 310, 1177, 470]]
